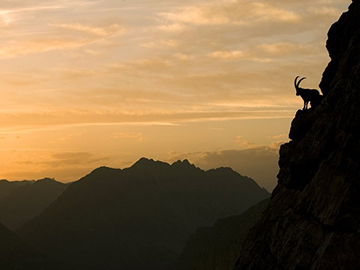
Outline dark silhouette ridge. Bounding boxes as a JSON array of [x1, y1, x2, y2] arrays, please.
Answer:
[[294, 76, 322, 110], [17, 158, 269, 270], [177, 198, 269, 270], [0, 180, 33, 200], [235, 2, 360, 269], [0, 178, 68, 230]]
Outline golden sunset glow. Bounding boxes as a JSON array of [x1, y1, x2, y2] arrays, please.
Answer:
[[0, 0, 349, 190]]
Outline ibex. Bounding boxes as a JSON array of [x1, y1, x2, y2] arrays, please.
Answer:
[[294, 76, 321, 110]]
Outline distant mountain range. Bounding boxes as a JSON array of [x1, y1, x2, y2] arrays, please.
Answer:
[[16, 158, 269, 270], [0, 179, 32, 200], [0, 178, 68, 230]]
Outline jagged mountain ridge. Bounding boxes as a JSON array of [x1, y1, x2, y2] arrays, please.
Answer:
[[235, 2, 360, 269], [177, 198, 269, 270], [0, 178, 68, 230], [17, 158, 269, 270]]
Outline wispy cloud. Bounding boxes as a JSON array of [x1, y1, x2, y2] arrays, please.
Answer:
[[208, 50, 245, 59], [158, 0, 300, 28], [0, 38, 92, 59], [50, 23, 125, 36], [108, 132, 146, 141], [236, 136, 256, 148], [0, 108, 294, 134], [0, 0, 350, 182]]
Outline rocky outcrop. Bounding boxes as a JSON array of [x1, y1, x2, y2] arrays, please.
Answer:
[[235, 1, 360, 269], [177, 199, 269, 270]]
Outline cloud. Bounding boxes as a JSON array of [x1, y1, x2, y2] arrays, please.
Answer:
[[50, 23, 125, 37], [307, 6, 341, 16], [0, 109, 294, 135], [158, 0, 300, 27], [236, 136, 256, 148], [50, 133, 82, 144], [169, 146, 281, 192], [208, 50, 245, 59], [269, 134, 288, 139], [140, 39, 179, 49], [0, 38, 92, 59], [108, 132, 145, 141], [0, 4, 64, 16], [157, 23, 184, 32], [0, 0, 350, 184], [0, 6, 125, 59], [49, 152, 110, 167]]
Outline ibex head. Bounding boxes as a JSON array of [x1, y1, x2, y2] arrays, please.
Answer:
[[294, 76, 306, 96]]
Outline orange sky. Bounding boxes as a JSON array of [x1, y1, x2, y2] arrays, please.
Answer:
[[0, 0, 350, 191]]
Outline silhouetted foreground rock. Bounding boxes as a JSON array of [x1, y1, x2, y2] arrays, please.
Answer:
[[0, 222, 60, 270], [177, 198, 269, 270], [17, 158, 269, 270], [235, 2, 360, 270], [0, 178, 67, 230]]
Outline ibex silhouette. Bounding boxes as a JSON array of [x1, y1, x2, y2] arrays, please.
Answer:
[[294, 76, 321, 110]]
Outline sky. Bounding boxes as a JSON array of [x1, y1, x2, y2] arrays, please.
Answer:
[[0, 0, 350, 191]]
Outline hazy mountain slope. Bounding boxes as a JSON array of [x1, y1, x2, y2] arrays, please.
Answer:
[[0, 178, 67, 230], [0, 222, 60, 270], [177, 198, 269, 270], [17, 158, 269, 270], [0, 180, 32, 200], [235, 2, 360, 269]]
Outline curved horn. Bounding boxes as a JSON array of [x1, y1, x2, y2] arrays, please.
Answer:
[[297, 77, 306, 88], [294, 76, 300, 90]]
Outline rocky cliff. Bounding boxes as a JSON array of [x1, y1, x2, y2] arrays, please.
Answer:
[[235, 1, 360, 269]]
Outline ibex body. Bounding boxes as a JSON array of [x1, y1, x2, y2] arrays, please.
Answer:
[[294, 76, 321, 110]]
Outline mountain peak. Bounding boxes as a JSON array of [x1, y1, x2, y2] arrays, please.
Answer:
[[131, 157, 169, 169], [133, 157, 156, 165], [35, 178, 59, 183], [171, 159, 193, 166], [17, 158, 269, 270], [31, 178, 66, 188]]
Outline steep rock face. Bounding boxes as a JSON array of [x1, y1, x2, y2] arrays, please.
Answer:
[[177, 199, 269, 270], [17, 158, 269, 270], [0, 178, 68, 230], [235, 2, 360, 270]]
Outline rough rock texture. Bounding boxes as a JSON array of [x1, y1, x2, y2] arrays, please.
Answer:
[[235, 2, 360, 270], [177, 199, 269, 270]]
